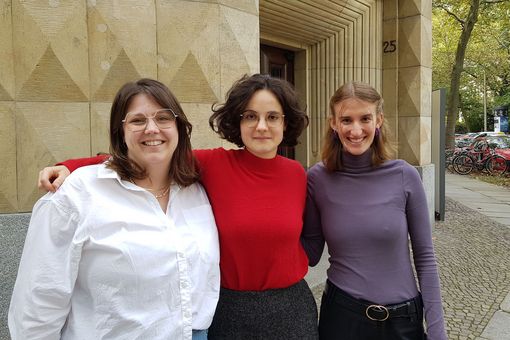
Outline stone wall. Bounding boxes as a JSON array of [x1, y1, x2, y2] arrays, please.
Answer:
[[0, 0, 259, 212], [0, 0, 435, 213], [382, 0, 433, 164]]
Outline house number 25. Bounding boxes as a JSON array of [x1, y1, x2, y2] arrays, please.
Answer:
[[383, 40, 397, 53]]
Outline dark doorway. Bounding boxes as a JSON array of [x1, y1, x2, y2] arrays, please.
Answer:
[[260, 44, 295, 159]]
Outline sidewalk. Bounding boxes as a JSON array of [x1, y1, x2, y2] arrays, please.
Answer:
[[445, 173, 510, 228], [443, 173, 510, 339]]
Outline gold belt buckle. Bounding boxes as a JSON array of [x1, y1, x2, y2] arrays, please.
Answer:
[[365, 304, 389, 321]]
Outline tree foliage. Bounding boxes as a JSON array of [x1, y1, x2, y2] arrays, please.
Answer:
[[433, 0, 510, 145], [455, 120, 468, 133]]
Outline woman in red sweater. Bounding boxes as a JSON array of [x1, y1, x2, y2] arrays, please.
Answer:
[[38, 74, 318, 339]]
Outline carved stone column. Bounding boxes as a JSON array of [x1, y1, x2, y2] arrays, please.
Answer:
[[383, 0, 434, 223]]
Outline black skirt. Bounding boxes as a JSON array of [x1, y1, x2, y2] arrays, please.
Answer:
[[208, 279, 319, 340]]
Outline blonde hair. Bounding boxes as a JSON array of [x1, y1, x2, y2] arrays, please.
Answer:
[[322, 82, 395, 172]]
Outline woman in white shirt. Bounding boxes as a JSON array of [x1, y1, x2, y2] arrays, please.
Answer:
[[9, 79, 220, 340]]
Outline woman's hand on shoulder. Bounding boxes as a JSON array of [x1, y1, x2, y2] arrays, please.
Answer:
[[38, 165, 71, 192]]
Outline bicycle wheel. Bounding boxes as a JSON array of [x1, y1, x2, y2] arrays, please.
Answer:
[[452, 154, 474, 175], [485, 155, 508, 175], [445, 149, 456, 172]]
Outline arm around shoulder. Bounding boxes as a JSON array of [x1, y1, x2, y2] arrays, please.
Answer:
[[38, 155, 107, 192], [58, 154, 108, 173]]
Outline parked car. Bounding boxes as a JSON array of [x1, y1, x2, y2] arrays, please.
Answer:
[[473, 131, 506, 138], [485, 135, 510, 163], [455, 134, 474, 148]]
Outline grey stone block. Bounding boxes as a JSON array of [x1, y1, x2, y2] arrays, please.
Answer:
[[480, 311, 510, 340], [0, 213, 31, 340]]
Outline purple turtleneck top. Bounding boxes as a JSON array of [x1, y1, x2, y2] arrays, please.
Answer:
[[302, 151, 447, 340]]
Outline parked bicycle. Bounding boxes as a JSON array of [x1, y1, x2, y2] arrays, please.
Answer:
[[452, 139, 508, 175], [445, 147, 465, 173]]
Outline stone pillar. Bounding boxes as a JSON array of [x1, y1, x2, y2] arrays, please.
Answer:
[[383, 0, 435, 223], [383, 0, 432, 165], [0, 1, 16, 213]]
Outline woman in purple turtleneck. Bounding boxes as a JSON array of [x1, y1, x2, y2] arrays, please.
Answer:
[[301, 82, 447, 340]]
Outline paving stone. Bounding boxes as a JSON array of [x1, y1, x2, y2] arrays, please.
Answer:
[[501, 292, 510, 312], [434, 198, 510, 339], [480, 311, 510, 340]]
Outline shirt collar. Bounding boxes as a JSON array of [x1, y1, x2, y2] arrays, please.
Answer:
[[96, 163, 181, 195], [96, 164, 142, 191]]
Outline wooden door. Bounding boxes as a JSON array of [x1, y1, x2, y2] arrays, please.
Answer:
[[260, 44, 295, 159]]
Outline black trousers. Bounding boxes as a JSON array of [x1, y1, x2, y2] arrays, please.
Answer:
[[319, 281, 426, 340]]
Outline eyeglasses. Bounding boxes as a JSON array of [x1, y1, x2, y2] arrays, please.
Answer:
[[240, 112, 285, 128], [122, 109, 178, 132]]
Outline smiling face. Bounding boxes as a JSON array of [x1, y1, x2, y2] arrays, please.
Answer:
[[123, 93, 178, 171], [331, 97, 383, 156], [240, 89, 285, 159]]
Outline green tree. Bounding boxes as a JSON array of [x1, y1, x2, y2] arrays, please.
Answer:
[[455, 120, 468, 133], [460, 92, 484, 131], [433, 0, 510, 148], [436, 0, 481, 149], [468, 1, 510, 121]]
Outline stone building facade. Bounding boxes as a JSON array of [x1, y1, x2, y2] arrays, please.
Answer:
[[0, 0, 432, 213]]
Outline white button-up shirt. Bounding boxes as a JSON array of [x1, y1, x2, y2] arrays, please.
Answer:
[[9, 164, 220, 340]]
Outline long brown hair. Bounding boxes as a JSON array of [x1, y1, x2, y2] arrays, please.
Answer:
[[107, 78, 199, 187], [322, 82, 395, 172]]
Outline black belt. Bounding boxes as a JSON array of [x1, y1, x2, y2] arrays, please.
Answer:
[[324, 280, 422, 322]]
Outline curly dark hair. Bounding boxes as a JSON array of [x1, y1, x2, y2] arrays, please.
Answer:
[[209, 74, 308, 147], [107, 78, 199, 187]]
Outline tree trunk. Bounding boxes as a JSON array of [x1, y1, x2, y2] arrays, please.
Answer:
[[445, 0, 481, 149]]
